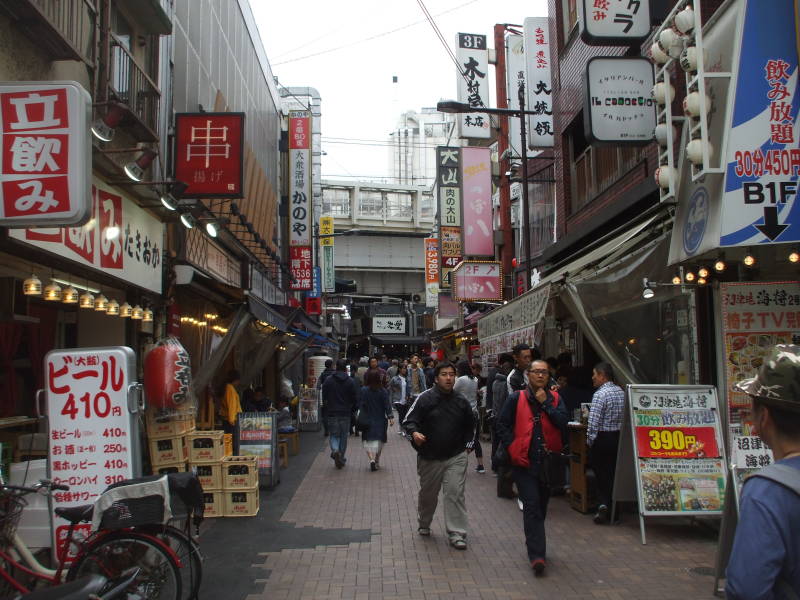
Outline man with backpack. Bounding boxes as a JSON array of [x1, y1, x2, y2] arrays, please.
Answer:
[[726, 344, 800, 599], [496, 359, 568, 576]]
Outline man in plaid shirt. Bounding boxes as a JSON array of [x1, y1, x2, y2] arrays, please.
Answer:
[[587, 362, 625, 524]]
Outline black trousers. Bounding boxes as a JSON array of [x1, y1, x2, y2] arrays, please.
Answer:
[[590, 430, 621, 508], [512, 466, 550, 560]]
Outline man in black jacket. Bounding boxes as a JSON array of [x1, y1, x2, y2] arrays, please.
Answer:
[[507, 343, 535, 394], [321, 359, 359, 468], [316, 359, 335, 436], [403, 362, 475, 549], [496, 359, 568, 575]]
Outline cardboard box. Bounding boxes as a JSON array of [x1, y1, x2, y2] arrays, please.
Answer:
[[191, 460, 222, 491], [146, 410, 195, 439], [149, 435, 186, 466], [186, 431, 225, 462], [222, 485, 259, 517], [202, 490, 224, 518], [153, 461, 187, 476], [222, 456, 258, 489]]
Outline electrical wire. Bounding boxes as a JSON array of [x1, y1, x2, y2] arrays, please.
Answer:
[[271, 0, 482, 66]]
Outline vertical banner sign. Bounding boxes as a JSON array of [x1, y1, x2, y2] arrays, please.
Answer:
[[721, 0, 800, 247], [721, 281, 797, 485], [289, 246, 312, 291], [319, 215, 334, 243], [437, 147, 462, 288], [0, 81, 91, 227], [455, 33, 490, 139], [424, 237, 439, 308], [289, 111, 312, 290], [174, 112, 245, 198], [46, 346, 139, 560], [628, 385, 727, 517], [461, 147, 494, 256], [506, 35, 533, 159], [322, 244, 335, 292], [523, 18, 554, 148]]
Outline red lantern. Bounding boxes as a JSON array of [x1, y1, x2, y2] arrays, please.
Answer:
[[512, 258, 518, 268], [144, 337, 192, 410]]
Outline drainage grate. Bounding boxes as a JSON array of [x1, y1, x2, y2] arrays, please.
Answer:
[[688, 566, 716, 577]]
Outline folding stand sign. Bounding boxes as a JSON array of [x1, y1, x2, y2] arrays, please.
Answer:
[[298, 388, 321, 432], [236, 412, 279, 488], [625, 385, 727, 544]]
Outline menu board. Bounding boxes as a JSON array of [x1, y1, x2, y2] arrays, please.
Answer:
[[721, 281, 797, 488], [628, 385, 727, 516], [236, 412, 278, 487]]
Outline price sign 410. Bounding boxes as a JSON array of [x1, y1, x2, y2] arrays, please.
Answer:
[[648, 429, 696, 451]]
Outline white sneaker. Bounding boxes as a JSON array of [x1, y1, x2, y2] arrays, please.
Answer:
[[517, 498, 524, 511]]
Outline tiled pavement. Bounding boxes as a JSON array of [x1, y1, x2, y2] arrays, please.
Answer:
[[245, 431, 720, 600]]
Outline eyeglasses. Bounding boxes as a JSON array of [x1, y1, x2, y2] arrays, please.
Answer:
[[528, 369, 549, 376]]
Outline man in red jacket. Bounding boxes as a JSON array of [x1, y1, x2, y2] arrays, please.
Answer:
[[496, 359, 568, 575]]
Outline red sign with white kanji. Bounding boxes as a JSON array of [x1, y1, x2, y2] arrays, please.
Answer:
[[453, 261, 503, 301], [289, 245, 313, 290], [174, 112, 245, 198], [0, 82, 91, 226]]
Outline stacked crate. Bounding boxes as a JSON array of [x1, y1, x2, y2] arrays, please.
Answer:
[[146, 409, 194, 475], [187, 430, 225, 518], [221, 455, 259, 517]]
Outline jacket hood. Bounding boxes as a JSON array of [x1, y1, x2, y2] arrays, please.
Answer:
[[332, 371, 350, 381]]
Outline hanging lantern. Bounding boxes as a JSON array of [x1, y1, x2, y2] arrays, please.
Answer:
[[62, 286, 79, 304], [131, 305, 144, 320], [23, 274, 42, 296], [142, 308, 154, 322], [94, 294, 109, 312], [106, 299, 120, 316], [79, 291, 95, 309], [43, 281, 62, 301], [119, 302, 132, 318]]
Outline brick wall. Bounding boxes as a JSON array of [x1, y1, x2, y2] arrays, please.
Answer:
[[543, 0, 721, 244]]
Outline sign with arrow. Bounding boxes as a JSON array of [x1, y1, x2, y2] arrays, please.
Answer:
[[719, 0, 799, 247]]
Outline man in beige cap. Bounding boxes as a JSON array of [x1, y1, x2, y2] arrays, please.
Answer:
[[726, 344, 800, 599]]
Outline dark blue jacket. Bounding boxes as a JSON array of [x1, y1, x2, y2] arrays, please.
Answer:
[[358, 386, 392, 443], [321, 371, 359, 417]]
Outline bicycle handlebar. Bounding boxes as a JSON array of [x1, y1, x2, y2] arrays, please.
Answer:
[[1, 479, 69, 494]]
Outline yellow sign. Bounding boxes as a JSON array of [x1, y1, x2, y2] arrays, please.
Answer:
[[319, 216, 334, 246]]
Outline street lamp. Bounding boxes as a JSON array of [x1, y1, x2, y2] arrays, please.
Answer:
[[437, 86, 540, 291]]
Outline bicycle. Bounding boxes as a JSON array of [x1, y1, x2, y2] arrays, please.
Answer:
[[0, 479, 182, 599]]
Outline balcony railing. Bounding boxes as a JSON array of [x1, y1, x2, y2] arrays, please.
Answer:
[[106, 32, 160, 141], [2, 0, 96, 64]]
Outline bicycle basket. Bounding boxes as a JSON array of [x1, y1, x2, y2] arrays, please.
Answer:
[[99, 494, 165, 530], [0, 490, 27, 546]]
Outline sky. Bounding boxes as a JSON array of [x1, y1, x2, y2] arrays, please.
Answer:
[[251, 0, 548, 182]]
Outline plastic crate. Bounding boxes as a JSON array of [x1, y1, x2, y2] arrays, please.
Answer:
[[99, 495, 165, 530], [146, 410, 195, 439], [202, 490, 224, 518], [148, 435, 187, 466], [186, 431, 225, 463], [152, 461, 187, 476], [191, 460, 222, 491], [222, 456, 258, 489], [222, 485, 259, 517]]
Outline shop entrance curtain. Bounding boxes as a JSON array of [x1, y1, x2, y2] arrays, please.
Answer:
[[191, 305, 253, 401], [563, 234, 697, 386]]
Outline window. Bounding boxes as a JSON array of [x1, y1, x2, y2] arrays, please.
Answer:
[[569, 143, 646, 214], [359, 189, 383, 218], [322, 188, 350, 217], [385, 192, 412, 220], [419, 192, 435, 220]]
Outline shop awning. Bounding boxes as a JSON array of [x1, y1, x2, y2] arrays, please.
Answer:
[[247, 297, 288, 332], [370, 335, 428, 345]]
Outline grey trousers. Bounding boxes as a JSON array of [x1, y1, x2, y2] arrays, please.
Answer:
[[417, 451, 468, 541]]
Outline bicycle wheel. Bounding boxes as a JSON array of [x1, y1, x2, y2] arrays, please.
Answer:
[[67, 531, 181, 600], [137, 524, 202, 600]]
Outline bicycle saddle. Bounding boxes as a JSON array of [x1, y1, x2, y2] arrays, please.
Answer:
[[17, 574, 106, 599], [54, 504, 93, 524]]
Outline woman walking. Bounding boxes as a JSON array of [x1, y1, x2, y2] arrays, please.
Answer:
[[389, 365, 409, 435], [455, 360, 486, 473], [359, 369, 394, 471]]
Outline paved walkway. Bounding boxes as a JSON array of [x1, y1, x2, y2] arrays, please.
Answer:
[[240, 430, 719, 600]]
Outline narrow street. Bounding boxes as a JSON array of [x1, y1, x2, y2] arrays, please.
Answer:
[[202, 431, 719, 600]]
